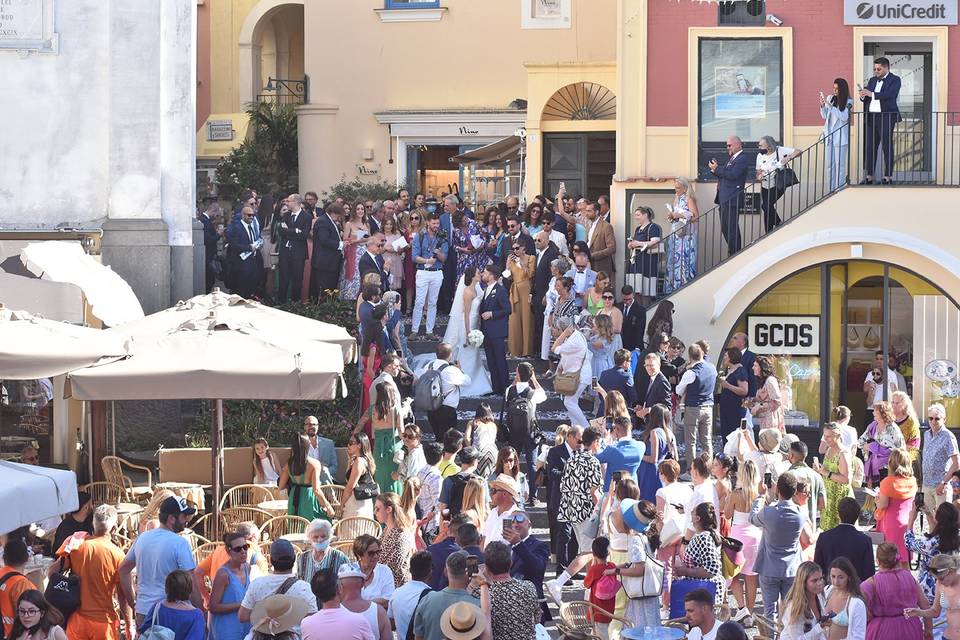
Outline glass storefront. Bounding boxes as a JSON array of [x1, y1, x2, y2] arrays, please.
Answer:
[[0, 377, 53, 463], [729, 261, 960, 431]]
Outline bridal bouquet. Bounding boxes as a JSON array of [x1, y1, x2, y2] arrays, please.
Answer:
[[467, 329, 485, 347]]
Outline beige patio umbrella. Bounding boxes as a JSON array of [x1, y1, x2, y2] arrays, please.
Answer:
[[0, 305, 128, 379], [65, 314, 346, 516], [106, 289, 356, 364]]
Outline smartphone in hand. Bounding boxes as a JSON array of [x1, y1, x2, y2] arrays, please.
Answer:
[[764, 472, 773, 488]]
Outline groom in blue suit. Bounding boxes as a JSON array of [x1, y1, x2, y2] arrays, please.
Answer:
[[709, 135, 751, 255], [479, 264, 512, 395]]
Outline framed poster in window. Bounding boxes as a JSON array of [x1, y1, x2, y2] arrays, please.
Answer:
[[521, 0, 571, 29], [698, 38, 783, 179]]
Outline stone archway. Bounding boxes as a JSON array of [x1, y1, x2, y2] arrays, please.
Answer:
[[238, 0, 305, 106]]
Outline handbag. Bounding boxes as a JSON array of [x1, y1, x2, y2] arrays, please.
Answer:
[[621, 536, 665, 598], [139, 603, 176, 640], [44, 556, 81, 621], [353, 470, 380, 500], [720, 536, 746, 579], [775, 156, 800, 192], [658, 508, 685, 549], [554, 349, 587, 396]]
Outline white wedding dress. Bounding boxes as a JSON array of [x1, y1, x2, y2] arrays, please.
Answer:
[[443, 280, 493, 396]]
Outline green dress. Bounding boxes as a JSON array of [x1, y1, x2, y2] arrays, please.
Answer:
[[373, 429, 402, 496], [287, 471, 331, 522], [821, 450, 853, 531]]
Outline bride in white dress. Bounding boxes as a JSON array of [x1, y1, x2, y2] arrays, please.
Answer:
[[443, 267, 493, 396]]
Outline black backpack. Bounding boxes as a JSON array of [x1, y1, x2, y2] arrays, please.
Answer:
[[503, 385, 537, 442], [446, 471, 475, 515]]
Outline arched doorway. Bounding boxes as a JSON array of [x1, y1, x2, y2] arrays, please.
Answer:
[[723, 260, 960, 433], [239, 0, 305, 106]]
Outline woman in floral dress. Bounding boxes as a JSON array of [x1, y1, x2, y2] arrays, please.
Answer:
[[339, 201, 371, 301], [453, 211, 489, 281], [665, 178, 699, 292]]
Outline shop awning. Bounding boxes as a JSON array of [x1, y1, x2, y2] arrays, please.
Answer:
[[451, 135, 523, 165], [19, 241, 144, 327]]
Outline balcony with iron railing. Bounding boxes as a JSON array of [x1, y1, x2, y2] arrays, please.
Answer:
[[625, 111, 960, 303], [256, 76, 309, 106]]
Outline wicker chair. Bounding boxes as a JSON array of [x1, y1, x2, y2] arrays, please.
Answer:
[[82, 482, 126, 507], [112, 532, 134, 553], [332, 516, 381, 540], [259, 515, 310, 542], [330, 539, 356, 557], [193, 541, 222, 565], [755, 614, 782, 640], [190, 513, 229, 545], [559, 601, 633, 636], [221, 506, 273, 529], [317, 484, 346, 518], [101, 456, 154, 504], [219, 484, 275, 510]]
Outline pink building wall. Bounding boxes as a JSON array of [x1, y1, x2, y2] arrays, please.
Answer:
[[646, 0, 958, 127]]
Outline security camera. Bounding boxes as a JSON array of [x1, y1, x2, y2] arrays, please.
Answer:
[[766, 13, 783, 26]]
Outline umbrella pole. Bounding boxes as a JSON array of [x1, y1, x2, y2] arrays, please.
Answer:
[[211, 399, 223, 520], [110, 401, 116, 456]]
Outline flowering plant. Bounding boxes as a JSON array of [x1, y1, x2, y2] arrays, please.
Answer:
[[467, 330, 485, 347]]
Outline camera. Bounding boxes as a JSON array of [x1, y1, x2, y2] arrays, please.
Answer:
[[436, 228, 449, 244], [766, 13, 783, 26]]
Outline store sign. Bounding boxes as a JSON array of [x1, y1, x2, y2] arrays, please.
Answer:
[[207, 120, 234, 142], [844, 0, 958, 25], [748, 315, 820, 356]]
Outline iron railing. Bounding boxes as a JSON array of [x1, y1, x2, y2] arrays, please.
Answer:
[[257, 76, 308, 106], [625, 111, 960, 301]]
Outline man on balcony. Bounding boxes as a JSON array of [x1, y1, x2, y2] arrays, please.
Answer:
[[709, 136, 750, 256], [859, 56, 902, 185]]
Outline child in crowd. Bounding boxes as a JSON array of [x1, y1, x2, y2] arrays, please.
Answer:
[[583, 536, 619, 636]]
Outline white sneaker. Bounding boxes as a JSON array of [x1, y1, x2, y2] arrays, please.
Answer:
[[732, 607, 750, 623], [545, 578, 563, 604]]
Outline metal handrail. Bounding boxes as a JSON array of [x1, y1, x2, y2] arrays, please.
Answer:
[[627, 111, 960, 303]]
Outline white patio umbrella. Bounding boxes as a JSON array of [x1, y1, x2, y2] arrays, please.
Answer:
[[107, 289, 356, 364], [0, 461, 79, 535], [0, 305, 128, 379], [65, 314, 346, 516]]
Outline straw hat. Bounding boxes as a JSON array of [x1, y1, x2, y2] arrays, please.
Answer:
[[489, 474, 520, 502], [251, 594, 310, 635], [440, 602, 488, 640]]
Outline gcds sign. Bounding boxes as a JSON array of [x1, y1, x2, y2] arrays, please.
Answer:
[[747, 315, 820, 356]]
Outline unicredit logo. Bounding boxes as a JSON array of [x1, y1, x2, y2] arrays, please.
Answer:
[[855, 1, 948, 19]]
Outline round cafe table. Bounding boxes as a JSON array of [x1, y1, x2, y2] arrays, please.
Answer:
[[156, 482, 205, 512], [258, 499, 288, 517]]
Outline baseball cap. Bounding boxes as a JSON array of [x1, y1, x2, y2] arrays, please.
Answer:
[[270, 539, 296, 561], [337, 563, 366, 580], [159, 496, 197, 517]]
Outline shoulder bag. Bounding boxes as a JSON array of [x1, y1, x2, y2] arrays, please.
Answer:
[[621, 535, 665, 598], [554, 348, 587, 397], [44, 555, 81, 620], [138, 603, 176, 640], [353, 467, 381, 500], [775, 147, 800, 193]]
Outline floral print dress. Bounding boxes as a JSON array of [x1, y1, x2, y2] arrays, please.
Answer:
[[905, 531, 941, 602], [665, 193, 697, 292], [454, 219, 489, 281]]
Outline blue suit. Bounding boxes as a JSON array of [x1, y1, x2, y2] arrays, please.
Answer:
[[595, 437, 645, 491], [712, 151, 752, 255], [479, 282, 511, 394], [597, 367, 637, 416], [511, 536, 552, 622], [862, 73, 902, 180]]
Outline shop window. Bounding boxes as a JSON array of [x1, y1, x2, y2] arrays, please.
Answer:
[[718, 1, 766, 26], [697, 37, 783, 179], [0, 378, 53, 463]]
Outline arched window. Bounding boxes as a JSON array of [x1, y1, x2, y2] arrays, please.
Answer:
[[542, 82, 616, 121]]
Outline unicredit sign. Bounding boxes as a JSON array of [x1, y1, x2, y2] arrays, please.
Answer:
[[844, 0, 958, 24]]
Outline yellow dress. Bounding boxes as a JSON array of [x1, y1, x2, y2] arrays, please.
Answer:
[[507, 254, 535, 357]]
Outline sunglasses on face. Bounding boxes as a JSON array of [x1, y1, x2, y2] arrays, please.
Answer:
[[402, 433, 417, 440], [511, 514, 528, 523], [411, 216, 420, 220], [602, 295, 614, 300], [230, 543, 250, 553]]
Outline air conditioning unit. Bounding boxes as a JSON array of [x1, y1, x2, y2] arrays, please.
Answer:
[[718, 0, 766, 26]]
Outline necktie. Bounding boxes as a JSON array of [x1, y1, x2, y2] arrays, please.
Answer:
[[246, 223, 255, 244], [577, 267, 585, 273]]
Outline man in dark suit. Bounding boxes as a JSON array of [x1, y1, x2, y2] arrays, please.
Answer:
[[358, 232, 387, 293], [478, 264, 511, 395], [619, 285, 646, 351], [709, 135, 751, 255], [813, 497, 875, 581], [499, 215, 535, 270], [636, 352, 671, 422], [545, 427, 581, 572], [597, 348, 637, 415], [859, 56, 902, 185], [276, 193, 313, 303], [531, 231, 559, 359], [198, 202, 221, 293], [506, 511, 552, 622], [732, 331, 758, 398], [311, 202, 344, 299], [225, 206, 263, 298]]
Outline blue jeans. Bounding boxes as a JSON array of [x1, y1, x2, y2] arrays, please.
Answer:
[[760, 575, 795, 619]]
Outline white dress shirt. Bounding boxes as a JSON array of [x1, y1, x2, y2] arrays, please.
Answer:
[[427, 358, 471, 408], [869, 76, 885, 113]]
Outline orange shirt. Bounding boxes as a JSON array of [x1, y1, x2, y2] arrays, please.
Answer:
[[0, 565, 34, 637], [68, 536, 125, 623]]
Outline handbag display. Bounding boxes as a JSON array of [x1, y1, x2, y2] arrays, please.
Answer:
[[621, 536, 665, 599], [554, 349, 587, 396]]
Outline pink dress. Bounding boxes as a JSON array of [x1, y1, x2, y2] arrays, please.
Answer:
[[729, 510, 761, 575], [875, 476, 917, 562], [861, 569, 923, 640]]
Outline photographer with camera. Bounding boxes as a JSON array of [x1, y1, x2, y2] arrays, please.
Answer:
[[411, 212, 450, 340]]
